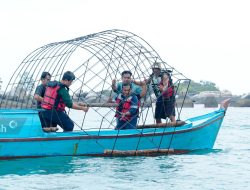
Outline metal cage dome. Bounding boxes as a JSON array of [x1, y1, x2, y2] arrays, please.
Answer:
[[0, 29, 190, 130]]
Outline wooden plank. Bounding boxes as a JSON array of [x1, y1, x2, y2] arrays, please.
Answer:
[[104, 149, 175, 156], [137, 120, 186, 129]]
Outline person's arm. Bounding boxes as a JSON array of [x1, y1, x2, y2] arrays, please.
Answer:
[[34, 94, 43, 102], [111, 79, 117, 92], [58, 88, 73, 108], [162, 75, 169, 90], [72, 102, 89, 112], [161, 75, 170, 94], [139, 81, 147, 98], [131, 81, 146, 98], [159, 74, 169, 93], [133, 79, 147, 87], [58, 88, 89, 112], [144, 77, 151, 85], [34, 86, 44, 102], [133, 79, 147, 98]]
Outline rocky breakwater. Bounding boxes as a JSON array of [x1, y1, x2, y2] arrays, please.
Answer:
[[191, 90, 232, 107], [176, 95, 194, 108], [232, 94, 250, 107]]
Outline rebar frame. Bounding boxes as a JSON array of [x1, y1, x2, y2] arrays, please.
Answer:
[[0, 29, 190, 133]]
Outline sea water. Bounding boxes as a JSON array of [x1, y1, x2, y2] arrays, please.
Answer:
[[0, 107, 249, 190]]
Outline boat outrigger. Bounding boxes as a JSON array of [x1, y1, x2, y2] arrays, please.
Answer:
[[0, 29, 229, 159]]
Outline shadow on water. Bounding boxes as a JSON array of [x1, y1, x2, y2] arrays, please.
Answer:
[[0, 156, 140, 176], [0, 156, 90, 176], [188, 149, 224, 155], [0, 149, 226, 176], [0, 155, 177, 177]]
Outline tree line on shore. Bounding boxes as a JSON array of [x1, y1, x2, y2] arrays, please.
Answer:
[[0, 76, 249, 108]]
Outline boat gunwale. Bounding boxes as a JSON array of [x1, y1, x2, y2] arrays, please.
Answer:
[[0, 114, 224, 142]]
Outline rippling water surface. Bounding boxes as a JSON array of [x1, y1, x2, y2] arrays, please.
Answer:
[[0, 107, 250, 190]]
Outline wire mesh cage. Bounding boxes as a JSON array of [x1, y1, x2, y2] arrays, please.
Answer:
[[0, 29, 190, 130]]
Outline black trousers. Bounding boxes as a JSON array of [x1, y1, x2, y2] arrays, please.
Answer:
[[42, 110, 74, 131], [155, 96, 175, 119]]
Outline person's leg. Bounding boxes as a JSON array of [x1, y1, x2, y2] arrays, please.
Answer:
[[155, 101, 163, 124], [38, 111, 46, 128], [166, 101, 176, 122], [50, 123, 59, 132], [156, 118, 162, 124], [116, 120, 126, 130], [56, 111, 74, 131], [169, 115, 176, 122], [41, 110, 54, 132]]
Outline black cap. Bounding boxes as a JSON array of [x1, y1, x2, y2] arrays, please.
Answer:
[[62, 71, 76, 81]]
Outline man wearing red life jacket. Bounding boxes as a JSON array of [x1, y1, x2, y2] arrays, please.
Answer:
[[41, 71, 88, 132], [115, 84, 139, 130], [34, 71, 52, 130], [155, 72, 176, 124], [34, 72, 51, 109]]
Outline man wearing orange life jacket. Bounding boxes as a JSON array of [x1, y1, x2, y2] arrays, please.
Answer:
[[41, 71, 88, 132], [115, 84, 139, 130], [34, 71, 52, 130]]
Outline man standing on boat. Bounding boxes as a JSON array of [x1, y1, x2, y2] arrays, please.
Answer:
[[34, 71, 52, 130], [115, 83, 139, 130], [34, 72, 52, 108], [155, 72, 176, 123], [112, 70, 147, 100], [145, 62, 162, 99], [41, 71, 89, 132], [146, 62, 176, 124]]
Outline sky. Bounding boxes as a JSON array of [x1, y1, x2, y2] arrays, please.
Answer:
[[0, 0, 249, 95]]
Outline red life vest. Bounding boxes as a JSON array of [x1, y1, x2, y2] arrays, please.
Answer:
[[115, 94, 138, 121], [41, 82, 66, 111], [159, 81, 174, 99]]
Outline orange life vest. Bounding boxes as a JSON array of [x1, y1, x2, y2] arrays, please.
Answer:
[[41, 81, 66, 111]]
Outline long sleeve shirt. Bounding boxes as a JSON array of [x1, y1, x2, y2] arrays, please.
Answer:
[[57, 85, 73, 108]]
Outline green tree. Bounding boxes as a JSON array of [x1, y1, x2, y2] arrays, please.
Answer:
[[177, 80, 219, 94]]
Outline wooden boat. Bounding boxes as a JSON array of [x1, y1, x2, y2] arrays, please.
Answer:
[[0, 29, 229, 159], [0, 99, 229, 159]]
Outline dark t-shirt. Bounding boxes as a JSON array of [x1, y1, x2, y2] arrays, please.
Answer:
[[34, 84, 46, 108]]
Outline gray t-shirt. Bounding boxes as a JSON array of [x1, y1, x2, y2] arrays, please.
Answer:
[[34, 84, 46, 108]]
